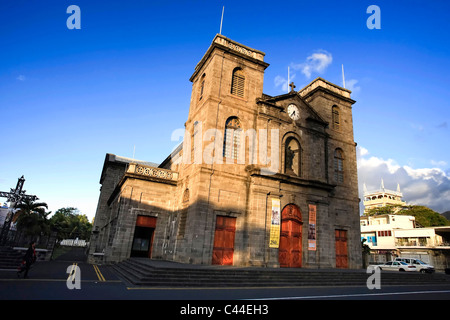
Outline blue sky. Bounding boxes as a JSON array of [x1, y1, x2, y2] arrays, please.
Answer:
[[1, 0, 449, 219]]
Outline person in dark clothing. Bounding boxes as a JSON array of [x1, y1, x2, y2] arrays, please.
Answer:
[[17, 241, 36, 278]]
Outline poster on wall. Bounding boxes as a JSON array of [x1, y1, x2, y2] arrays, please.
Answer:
[[269, 198, 281, 248], [308, 204, 317, 251]]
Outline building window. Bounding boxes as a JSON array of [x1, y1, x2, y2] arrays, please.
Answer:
[[231, 68, 245, 98], [178, 188, 190, 238], [332, 105, 340, 130], [223, 117, 242, 160], [178, 208, 188, 238], [378, 230, 392, 237], [182, 188, 190, 204], [199, 74, 205, 101], [334, 148, 344, 183], [192, 121, 200, 162]]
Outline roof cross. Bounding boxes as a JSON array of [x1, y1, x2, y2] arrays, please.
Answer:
[[289, 82, 296, 92]]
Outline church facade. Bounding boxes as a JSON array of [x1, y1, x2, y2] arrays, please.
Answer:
[[88, 34, 362, 269]]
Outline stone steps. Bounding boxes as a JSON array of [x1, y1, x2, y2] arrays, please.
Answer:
[[112, 258, 450, 287], [0, 246, 23, 269]]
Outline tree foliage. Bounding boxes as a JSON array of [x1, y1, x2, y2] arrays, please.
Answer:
[[364, 205, 398, 216], [365, 204, 449, 227], [50, 207, 92, 241], [397, 205, 450, 227], [13, 199, 50, 237]]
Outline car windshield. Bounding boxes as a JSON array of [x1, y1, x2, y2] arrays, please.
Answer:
[[415, 260, 426, 265], [399, 262, 408, 265]]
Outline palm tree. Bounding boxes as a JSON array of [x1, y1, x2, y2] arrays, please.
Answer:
[[13, 199, 50, 238]]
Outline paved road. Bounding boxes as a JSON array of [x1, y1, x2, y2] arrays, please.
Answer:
[[1, 260, 450, 301], [2, 259, 450, 320]]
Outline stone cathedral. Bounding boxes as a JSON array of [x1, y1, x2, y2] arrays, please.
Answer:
[[88, 34, 362, 269]]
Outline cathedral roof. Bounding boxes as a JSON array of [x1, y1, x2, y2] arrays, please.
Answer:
[[258, 86, 328, 126]]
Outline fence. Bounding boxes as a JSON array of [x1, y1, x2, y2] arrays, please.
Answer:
[[60, 238, 88, 247]]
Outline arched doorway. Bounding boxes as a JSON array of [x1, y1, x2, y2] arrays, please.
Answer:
[[279, 204, 303, 268]]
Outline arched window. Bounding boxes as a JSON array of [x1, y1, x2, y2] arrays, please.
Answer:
[[334, 148, 344, 183], [332, 105, 340, 130], [223, 117, 241, 160], [231, 68, 245, 98], [199, 74, 205, 101], [182, 188, 190, 204], [284, 137, 301, 176], [178, 188, 189, 238]]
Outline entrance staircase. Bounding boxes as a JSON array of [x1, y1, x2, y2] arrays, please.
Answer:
[[112, 258, 450, 287], [0, 246, 23, 270]]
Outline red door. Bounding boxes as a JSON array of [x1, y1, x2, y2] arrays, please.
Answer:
[[212, 216, 236, 265], [279, 204, 302, 268], [131, 216, 157, 258], [335, 229, 348, 268]]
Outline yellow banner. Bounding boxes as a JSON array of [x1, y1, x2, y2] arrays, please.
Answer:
[[308, 204, 317, 251], [269, 199, 281, 248]]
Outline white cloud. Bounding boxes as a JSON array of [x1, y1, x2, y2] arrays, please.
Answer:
[[274, 75, 290, 92], [357, 146, 450, 214], [273, 50, 332, 93], [16, 75, 26, 81], [357, 146, 369, 157], [291, 50, 333, 79], [431, 160, 447, 167], [345, 79, 360, 93]]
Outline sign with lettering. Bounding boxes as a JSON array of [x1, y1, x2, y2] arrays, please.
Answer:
[[227, 41, 254, 57], [308, 204, 317, 251], [269, 199, 281, 248]]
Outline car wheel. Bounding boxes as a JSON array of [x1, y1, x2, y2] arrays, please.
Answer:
[[420, 269, 426, 273], [399, 269, 405, 272]]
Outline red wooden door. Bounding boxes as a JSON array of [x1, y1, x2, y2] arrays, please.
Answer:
[[335, 229, 348, 268], [279, 204, 302, 268], [212, 216, 236, 265], [131, 216, 157, 258]]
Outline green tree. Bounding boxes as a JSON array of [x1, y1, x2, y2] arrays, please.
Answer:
[[13, 199, 50, 237], [50, 207, 92, 241], [361, 238, 371, 268], [364, 205, 400, 216], [397, 205, 450, 227]]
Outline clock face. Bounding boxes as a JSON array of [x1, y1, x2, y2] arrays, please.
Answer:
[[287, 104, 300, 120]]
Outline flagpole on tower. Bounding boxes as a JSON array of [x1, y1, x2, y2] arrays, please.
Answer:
[[287, 66, 290, 94], [219, 6, 225, 34], [342, 64, 346, 88]]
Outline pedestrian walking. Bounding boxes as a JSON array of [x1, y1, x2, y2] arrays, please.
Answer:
[[17, 241, 36, 278]]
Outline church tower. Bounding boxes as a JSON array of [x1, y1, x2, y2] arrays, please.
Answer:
[[90, 34, 362, 269], [185, 34, 269, 167], [172, 35, 271, 265]]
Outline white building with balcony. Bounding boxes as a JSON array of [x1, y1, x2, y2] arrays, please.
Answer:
[[361, 214, 450, 271], [363, 180, 406, 215]]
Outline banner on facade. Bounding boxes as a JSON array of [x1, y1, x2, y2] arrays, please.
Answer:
[[269, 198, 281, 248], [308, 204, 317, 251]]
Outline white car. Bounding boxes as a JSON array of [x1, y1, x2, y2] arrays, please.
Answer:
[[394, 258, 435, 273], [376, 261, 417, 272]]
